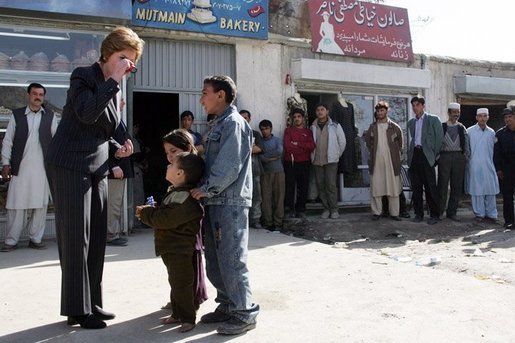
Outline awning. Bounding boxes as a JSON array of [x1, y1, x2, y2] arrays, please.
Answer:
[[290, 58, 431, 91], [454, 75, 515, 100]]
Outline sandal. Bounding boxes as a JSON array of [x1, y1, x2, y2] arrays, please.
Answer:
[[160, 315, 181, 325], [179, 323, 196, 333]]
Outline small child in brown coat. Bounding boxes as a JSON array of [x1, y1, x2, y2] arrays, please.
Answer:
[[136, 152, 205, 333]]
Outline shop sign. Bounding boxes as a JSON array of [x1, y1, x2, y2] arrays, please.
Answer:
[[0, 0, 131, 21], [132, 0, 268, 40], [308, 0, 413, 62]]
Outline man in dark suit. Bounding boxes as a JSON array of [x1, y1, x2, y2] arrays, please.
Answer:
[[407, 96, 444, 225], [45, 27, 143, 329], [107, 121, 134, 246]]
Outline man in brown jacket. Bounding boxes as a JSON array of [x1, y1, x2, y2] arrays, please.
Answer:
[[365, 101, 403, 221]]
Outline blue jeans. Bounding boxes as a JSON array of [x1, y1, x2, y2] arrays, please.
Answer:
[[203, 205, 259, 323]]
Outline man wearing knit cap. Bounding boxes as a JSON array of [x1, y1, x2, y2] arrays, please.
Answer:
[[437, 102, 470, 221], [465, 108, 499, 222], [494, 107, 515, 229]]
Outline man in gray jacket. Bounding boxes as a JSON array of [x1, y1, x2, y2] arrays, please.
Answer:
[[311, 103, 346, 219], [407, 96, 444, 225]]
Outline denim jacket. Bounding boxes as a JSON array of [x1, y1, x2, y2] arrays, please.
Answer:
[[200, 105, 253, 207]]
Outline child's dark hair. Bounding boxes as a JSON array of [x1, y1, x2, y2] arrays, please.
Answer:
[[315, 103, 329, 110], [162, 128, 197, 154], [259, 119, 273, 129], [203, 75, 237, 104], [180, 110, 194, 120], [175, 152, 204, 185]]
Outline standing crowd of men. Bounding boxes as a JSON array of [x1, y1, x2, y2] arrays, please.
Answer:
[[367, 96, 514, 230], [2, 89, 515, 254]]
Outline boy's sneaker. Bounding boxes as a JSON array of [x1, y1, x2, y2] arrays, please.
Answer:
[[217, 317, 256, 335], [200, 310, 231, 323], [321, 210, 330, 219]]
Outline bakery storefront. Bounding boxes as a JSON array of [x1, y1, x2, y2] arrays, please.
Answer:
[[0, 1, 132, 240], [130, 0, 268, 204]]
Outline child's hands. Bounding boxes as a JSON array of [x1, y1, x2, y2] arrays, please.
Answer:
[[135, 205, 150, 220]]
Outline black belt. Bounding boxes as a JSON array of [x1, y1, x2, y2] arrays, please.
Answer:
[[414, 145, 422, 149]]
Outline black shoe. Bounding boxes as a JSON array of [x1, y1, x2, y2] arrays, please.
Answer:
[[28, 240, 47, 250], [93, 305, 115, 320], [504, 223, 514, 229], [413, 215, 423, 223], [107, 238, 128, 246], [264, 226, 277, 232], [217, 317, 256, 335], [67, 314, 106, 329], [200, 310, 232, 323], [484, 217, 499, 224], [0, 243, 18, 252], [390, 216, 402, 221], [427, 217, 440, 225], [296, 212, 307, 219], [446, 214, 460, 222], [400, 212, 411, 218], [371, 215, 380, 221]]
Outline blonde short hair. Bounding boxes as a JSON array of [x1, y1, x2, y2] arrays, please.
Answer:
[[100, 26, 144, 63]]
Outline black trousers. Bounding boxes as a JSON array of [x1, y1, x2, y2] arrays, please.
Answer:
[[47, 164, 108, 316], [409, 148, 440, 218], [502, 167, 515, 225], [437, 151, 466, 216], [284, 161, 310, 212]]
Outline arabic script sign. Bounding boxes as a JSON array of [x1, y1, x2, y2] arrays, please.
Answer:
[[308, 0, 413, 62], [132, 0, 268, 40]]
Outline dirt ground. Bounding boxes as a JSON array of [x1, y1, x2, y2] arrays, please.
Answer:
[[282, 205, 515, 285]]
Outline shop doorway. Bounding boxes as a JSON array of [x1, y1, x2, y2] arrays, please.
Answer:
[[133, 91, 179, 202]]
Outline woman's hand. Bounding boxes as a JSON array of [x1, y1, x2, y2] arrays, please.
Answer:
[[115, 139, 134, 159], [111, 58, 135, 83]]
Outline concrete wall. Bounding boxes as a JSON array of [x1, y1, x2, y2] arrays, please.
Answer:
[[236, 42, 288, 134], [424, 55, 515, 121]]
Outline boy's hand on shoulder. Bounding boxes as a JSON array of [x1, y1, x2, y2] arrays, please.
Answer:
[[190, 188, 207, 200]]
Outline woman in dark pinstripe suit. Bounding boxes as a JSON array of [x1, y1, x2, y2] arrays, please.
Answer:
[[46, 27, 144, 329]]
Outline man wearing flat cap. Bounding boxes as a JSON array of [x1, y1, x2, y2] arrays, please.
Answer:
[[494, 107, 515, 229], [465, 108, 499, 222], [437, 102, 470, 221]]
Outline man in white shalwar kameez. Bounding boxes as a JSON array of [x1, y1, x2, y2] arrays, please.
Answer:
[[1, 83, 57, 252], [465, 108, 499, 221]]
